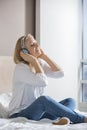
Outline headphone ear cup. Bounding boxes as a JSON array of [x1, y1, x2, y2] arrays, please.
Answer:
[[22, 48, 30, 54]]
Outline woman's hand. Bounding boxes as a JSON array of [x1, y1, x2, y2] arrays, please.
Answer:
[[37, 47, 46, 59], [20, 51, 44, 73], [20, 51, 37, 64]]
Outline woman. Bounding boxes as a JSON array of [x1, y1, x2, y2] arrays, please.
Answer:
[[9, 34, 87, 125]]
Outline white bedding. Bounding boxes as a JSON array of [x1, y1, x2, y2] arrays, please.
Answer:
[[0, 93, 87, 130], [0, 117, 87, 130]]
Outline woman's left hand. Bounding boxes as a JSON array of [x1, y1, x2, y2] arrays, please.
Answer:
[[38, 47, 46, 58]]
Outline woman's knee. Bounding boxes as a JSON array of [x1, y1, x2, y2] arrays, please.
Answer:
[[67, 98, 76, 104], [37, 96, 52, 103], [37, 96, 48, 102], [66, 98, 76, 108]]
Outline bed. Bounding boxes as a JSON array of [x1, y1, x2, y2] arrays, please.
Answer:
[[0, 56, 87, 130]]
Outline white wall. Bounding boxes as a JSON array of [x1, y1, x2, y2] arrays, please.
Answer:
[[36, 0, 82, 103]]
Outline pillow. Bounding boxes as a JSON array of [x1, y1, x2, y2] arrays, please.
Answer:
[[0, 93, 12, 107], [0, 93, 12, 118], [0, 103, 9, 118]]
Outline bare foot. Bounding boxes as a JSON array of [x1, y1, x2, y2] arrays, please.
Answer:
[[52, 117, 70, 125]]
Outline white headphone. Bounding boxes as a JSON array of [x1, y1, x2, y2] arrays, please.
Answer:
[[21, 37, 25, 49], [21, 36, 29, 54]]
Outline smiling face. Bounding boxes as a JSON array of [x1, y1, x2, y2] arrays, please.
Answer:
[[25, 34, 41, 58]]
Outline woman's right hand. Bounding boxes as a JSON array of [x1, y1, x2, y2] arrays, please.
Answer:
[[20, 51, 44, 73], [20, 51, 37, 64]]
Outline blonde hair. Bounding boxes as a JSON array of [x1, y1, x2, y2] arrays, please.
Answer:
[[14, 35, 28, 64]]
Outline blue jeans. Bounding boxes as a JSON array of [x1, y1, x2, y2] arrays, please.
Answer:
[[9, 96, 85, 123]]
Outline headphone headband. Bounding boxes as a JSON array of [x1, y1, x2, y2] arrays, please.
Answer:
[[21, 37, 25, 49]]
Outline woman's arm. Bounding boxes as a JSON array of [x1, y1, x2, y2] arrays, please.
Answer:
[[39, 54, 61, 71], [20, 51, 44, 74], [38, 48, 62, 72], [32, 58, 44, 73]]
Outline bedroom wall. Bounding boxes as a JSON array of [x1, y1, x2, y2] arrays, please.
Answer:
[[0, 0, 35, 56], [0, 0, 35, 92], [36, 0, 82, 105]]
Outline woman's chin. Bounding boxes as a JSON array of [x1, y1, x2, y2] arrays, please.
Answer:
[[34, 51, 42, 58]]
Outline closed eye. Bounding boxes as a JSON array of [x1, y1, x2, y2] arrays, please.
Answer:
[[30, 44, 34, 47]]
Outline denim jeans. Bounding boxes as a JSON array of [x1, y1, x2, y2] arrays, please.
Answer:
[[10, 96, 85, 123]]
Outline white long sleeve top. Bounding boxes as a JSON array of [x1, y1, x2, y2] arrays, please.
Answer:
[[9, 60, 64, 116]]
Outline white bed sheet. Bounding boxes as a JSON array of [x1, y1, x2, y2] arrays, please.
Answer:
[[0, 117, 87, 130], [0, 93, 87, 130]]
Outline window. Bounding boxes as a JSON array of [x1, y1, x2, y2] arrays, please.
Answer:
[[82, 0, 87, 102], [79, 0, 87, 111]]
